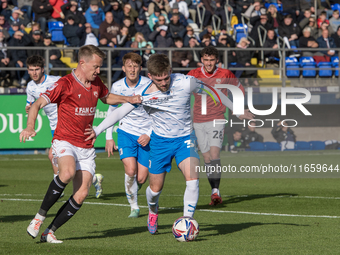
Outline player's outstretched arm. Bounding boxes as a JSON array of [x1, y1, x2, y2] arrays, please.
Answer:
[[101, 93, 142, 105], [105, 105, 118, 157], [85, 103, 135, 144], [20, 97, 48, 143]]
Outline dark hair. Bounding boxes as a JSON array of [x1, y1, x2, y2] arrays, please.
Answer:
[[200, 46, 219, 58], [26, 55, 44, 68], [147, 54, 171, 76], [174, 37, 183, 43]]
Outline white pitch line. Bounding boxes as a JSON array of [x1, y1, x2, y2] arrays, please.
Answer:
[[1, 198, 340, 219]]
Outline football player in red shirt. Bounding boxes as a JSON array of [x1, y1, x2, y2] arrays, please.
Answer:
[[188, 46, 245, 206], [20, 45, 142, 243]]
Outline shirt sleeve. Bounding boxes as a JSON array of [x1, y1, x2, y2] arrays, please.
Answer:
[[105, 105, 117, 140], [41, 79, 64, 104]]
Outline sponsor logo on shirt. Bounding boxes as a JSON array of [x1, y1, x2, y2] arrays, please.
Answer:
[[75, 107, 96, 116]]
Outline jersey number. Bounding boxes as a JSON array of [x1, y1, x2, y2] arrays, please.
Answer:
[[184, 140, 195, 148], [213, 130, 223, 140]]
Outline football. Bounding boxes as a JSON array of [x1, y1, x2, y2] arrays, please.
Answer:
[[172, 216, 199, 242]]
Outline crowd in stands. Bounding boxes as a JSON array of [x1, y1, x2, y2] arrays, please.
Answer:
[[1, 0, 340, 87]]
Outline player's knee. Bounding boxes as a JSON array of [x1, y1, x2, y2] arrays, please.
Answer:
[[125, 168, 136, 177], [202, 154, 211, 163], [48, 152, 54, 162], [74, 190, 88, 204], [149, 183, 163, 192], [58, 170, 75, 184], [137, 175, 147, 184]]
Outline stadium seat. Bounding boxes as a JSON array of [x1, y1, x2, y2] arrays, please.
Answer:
[[264, 3, 282, 12], [48, 21, 64, 31], [317, 62, 333, 77], [233, 24, 248, 43], [264, 142, 281, 151], [249, 141, 265, 151], [300, 57, 316, 77], [331, 56, 339, 77], [48, 21, 65, 43], [295, 141, 312, 150], [310, 141, 326, 150], [331, 3, 340, 11], [285, 57, 300, 77]]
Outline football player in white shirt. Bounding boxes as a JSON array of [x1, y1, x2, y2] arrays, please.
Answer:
[[105, 53, 152, 218], [85, 54, 254, 234], [25, 55, 104, 199]]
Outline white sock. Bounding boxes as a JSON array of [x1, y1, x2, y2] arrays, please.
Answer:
[[53, 174, 58, 179], [212, 188, 220, 196], [146, 186, 161, 214], [183, 180, 199, 217], [125, 174, 139, 210], [35, 213, 46, 222], [92, 174, 97, 184]]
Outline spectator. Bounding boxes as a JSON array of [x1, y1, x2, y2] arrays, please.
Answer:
[[169, 0, 189, 19], [134, 13, 151, 40], [168, 2, 188, 27], [263, 29, 280, 62], [132, 31, 155, 55], [32, 0, 54, 35], [329, 10, 340, 32], [235, 37, 258, 86], [116, 25, 129, 47], [317, 21, 334, 38], [148, 5, 168, 31], [305, 17, 319, 39], [299, 0, 315, 14], [27, 30, 44, 58], [183, 25, 199, 46], [187, 37, 201, 67], [272, 120, 296, 151], [81, 0, 111, 13], [123, 17, 137, 41], [63, 14, 80, 47], [148, 25, 173, 54], [9, 7, 25, 28], [331, 25, 340, 47], [242, 121, 263, 147], [317, 11, 329, 28], [43, 32, 68, 76], [199, 25, 216, 46], [8, 21, 25, 38], [317, 0, 333, 18], [50, 0, 65, 21], [172, 37, 195, 72], [76, 22, 99, 46], [0, 14, 10, 31], [244, 1, 265, 20], [234, 0, 252, 18], [18, 0, 34, 21], [0, 29, 16, 87], [299, 27, 320, 56], [278, 0, 300, 22], [267, 4, 282, 32], [123, 3, 138, 24], [147, 0, 171, 16], [84, 0, 105, 37], [142, 43, 153, 67], [279, 14, 301, 48], [8, 31, 30, 87], [168, 13, 185, 39], [200, 33, 213, 47], [99, 11, 120, 47], [127, 0, 143, 15], [299, 9, 312, 28], [111, 0, 124, 25], [317, 28, 337, 57], [249, 12, 273, 47], [1, 0, 12, 21], [195, 0, 213, 27], [61, 0, 86, 25], [229, 130, 246, 153]]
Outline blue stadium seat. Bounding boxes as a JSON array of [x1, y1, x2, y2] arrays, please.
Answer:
[[48, 21, 65, 43], [233, 24, 248, 43], [317, 62, 333, 77], [331, 3, 340, 11], [264, 3, 282, 12], [310, 141, 326, 150], [295, 141, 312, 150], [249, 142, 265, 151], [48, 21, 64, 31], [300, 57, 316, 77], [264, 142, 281, 151], [331, 56, 339, 77], [285, 57, 300, 77]]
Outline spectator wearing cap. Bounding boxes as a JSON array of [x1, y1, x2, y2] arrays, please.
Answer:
[[84, 0, 105, 37], [235, 37, 259, 86], [8, 20, 25, 37], [317, 28, 337, 57], [123, 3, 138, 24], [27, 29, 44, 58], [299, 27, 320, 56], [168, 2, 188, 26], [50, 0, 65, 21], [183, 25, 199, 46], [9, 7, 25, 29], [99, 11, 120, 46], [0, 29, 16, 87], [32, 0, 54, 35], [168, 13, 185, 39], [63, 14, 81, 46], [148, 25, 173, 54], [8, 30, 30, 86], [148, 0, 171, 17], [331, 25, 340, 47], [0, 14, 10, 31], [43, 32, 68, 76], [123, 17, 137, 41], [249, 12, 273, 47], [61, 0, 86, 25], [278, 14, 301, 48], [148, 5, 168, 31], [134, 13, 151, 40], [76, 22, 99, 46], [169, 0, 189, 19], [111, 0, 124, 25]]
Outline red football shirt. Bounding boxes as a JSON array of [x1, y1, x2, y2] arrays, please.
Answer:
[[188, 67, 245, 123], [41, 71, 109, 148]]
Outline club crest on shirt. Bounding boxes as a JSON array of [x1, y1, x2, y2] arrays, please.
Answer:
[[216, 78, 221, 84], [93, 91, 98, 98], [60, 149, 66, 154], [47, 83, 58, 91]]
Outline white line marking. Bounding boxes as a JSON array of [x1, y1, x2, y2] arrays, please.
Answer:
[[1, 198, 340, 219]]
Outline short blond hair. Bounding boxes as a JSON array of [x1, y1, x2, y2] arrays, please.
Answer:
[[78, 45, 105, 62]]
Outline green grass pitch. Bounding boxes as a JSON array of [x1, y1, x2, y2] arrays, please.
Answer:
[[1, 150, 340, 254]]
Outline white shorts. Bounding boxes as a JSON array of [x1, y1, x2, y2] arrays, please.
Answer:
[[193, 121, 225, 154], [52, 139, 96, 176]]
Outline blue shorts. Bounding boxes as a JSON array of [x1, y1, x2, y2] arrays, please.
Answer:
[[149, 132, 200, 174], [117, 129, 150, 168]]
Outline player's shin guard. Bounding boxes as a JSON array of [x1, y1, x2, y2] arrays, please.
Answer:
[[183, 179, 199, 217], [146, 186, 161, 214], [207, 159, 221, 190], [48, 196, 82, 232], [125, 174, 139, 210], [39, 176, 67, 216]]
